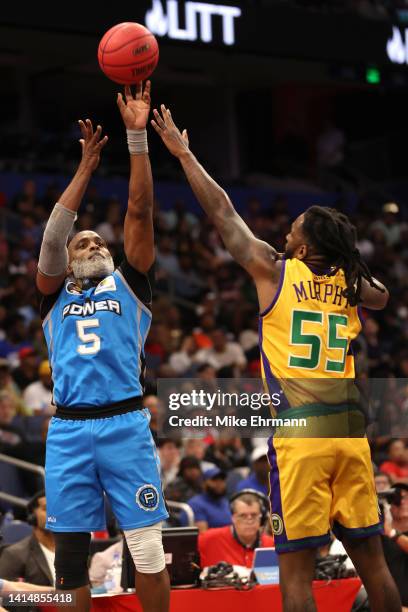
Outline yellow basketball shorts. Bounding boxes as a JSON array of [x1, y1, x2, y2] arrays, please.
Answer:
[[267, 436, 382, 553]]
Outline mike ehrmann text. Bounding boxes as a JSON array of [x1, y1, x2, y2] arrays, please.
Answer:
[[167, 415, 307, 428]]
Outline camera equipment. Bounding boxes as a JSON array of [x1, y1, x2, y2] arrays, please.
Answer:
[[314, 554, 355, 580], [378, 488, 402, 507], [201, 561, 256, 590]]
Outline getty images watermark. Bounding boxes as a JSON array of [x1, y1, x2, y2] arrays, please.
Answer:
[[167, 388, 305, 428], [156, 379, 309, 438], [155, 377, 389, 438]]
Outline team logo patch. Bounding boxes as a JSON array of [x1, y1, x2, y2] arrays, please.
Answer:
[[136, 484, 159, 511], [94, 275, 117, 295], [271, 513, 284, 536]]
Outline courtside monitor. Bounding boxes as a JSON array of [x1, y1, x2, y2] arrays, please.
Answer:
[[252, 547, 279, 585], [121, 527, 200, 588]]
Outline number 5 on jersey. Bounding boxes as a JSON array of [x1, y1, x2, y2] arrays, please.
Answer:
[[76, 319, 101, 355]]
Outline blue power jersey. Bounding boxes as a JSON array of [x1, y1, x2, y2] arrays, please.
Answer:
[[40, 260, 152, 408]]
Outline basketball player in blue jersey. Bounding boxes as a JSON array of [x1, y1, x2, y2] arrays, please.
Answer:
[[36, 82, 169, 612]]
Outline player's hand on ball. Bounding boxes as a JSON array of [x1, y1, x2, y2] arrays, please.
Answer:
[[151, 105, 189, 158], [78, 119, 108, 172], [117, 81, 151, 130]]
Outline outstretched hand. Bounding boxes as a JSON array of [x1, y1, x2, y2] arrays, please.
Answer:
[[78, 119, 108, 172], [151, 105, 190, 158], [117, 81, 151, 130]]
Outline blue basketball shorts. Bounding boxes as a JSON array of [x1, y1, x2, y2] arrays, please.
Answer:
[[45, 408, 168, 532]]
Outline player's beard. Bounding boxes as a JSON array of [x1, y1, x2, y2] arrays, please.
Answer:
[[71, 255, 115, 280], [284, 244, 295, 259]]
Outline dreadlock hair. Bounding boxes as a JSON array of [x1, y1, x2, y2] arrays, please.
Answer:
[[302, 206, 384, 306]]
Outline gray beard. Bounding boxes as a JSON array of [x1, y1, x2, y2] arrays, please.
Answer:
[[71, 256, 114, 279]]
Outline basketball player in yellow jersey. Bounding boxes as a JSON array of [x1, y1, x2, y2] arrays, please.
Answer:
[[152, 105, 401, 612]]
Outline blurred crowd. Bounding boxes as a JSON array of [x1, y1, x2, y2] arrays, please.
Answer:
[[0, 178, 408, 484], [1, 175, 408, 608]]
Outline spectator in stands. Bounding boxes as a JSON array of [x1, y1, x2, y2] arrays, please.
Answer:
[[163, 199, 198, 232], [382, 483, 408, 608], [380, 439, 408, 483], [375, 471, 393, 492], [95, 199, 124, 245], [168, 335, 198, 375], [145, 322, 173, 369], [370, 203, 404, 248], [0, 314, 31, 366], [12, 180, 38, 211], [173, 254, 204, 300], [0, 359, 27, 416], [204, 436, 248, 472], [239, 313, 260, 364], [23, 360, 53, 415], [12, 347, 39, 391], [192, 313, 217, 349], [198, 490, 273, 569], [165, 456, 203, 503], [0, 490, 55, 586], [157, 438, 181, 488], [235, 446, 270, 496], [187, 467, 231, 532], [0, 391, 45, 469], [196, 362, 217, 384], [156, 234, 180, 278], [183, 438, 215, 472], [144, 394, 160, 442], [195, 329, 247, 377], [363, 317, 389, 376], [7, 247, 28, 277]]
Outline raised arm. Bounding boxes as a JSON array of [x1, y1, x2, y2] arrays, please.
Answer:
[[117, 82, 154, 273], [36, 120, 108, 295], [151, 105, 278, 282]]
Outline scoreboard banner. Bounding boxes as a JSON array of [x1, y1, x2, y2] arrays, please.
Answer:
[[0, 1, 402, 65]]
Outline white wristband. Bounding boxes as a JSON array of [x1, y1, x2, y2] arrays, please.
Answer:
[[127, 129, 148, 155]]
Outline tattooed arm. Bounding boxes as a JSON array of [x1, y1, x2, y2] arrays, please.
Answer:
[[151, 104, 279, 283]]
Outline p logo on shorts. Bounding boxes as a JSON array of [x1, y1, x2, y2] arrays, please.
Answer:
[[271, 513, 284, 536], [136, 484, 159, 511]]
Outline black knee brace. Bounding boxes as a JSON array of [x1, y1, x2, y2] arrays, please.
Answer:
[[54, 532, 91, 590]]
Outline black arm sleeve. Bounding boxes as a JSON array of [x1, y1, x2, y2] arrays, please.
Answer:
[[118, 258, 155, 307]]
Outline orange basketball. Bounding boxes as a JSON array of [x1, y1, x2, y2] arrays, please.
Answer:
[[98, 22, 159, 85]]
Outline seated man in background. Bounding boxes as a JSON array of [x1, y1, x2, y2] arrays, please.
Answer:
[[12, 347, 39, 391], [235, 446, 269, 496], [187, 467, 231, 532], [199, 489, 273, 568], [375, 471, 393, 493], [164, 456, 203, 503], [380, 439, 408, 484], [0, 490, 54, 587]]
